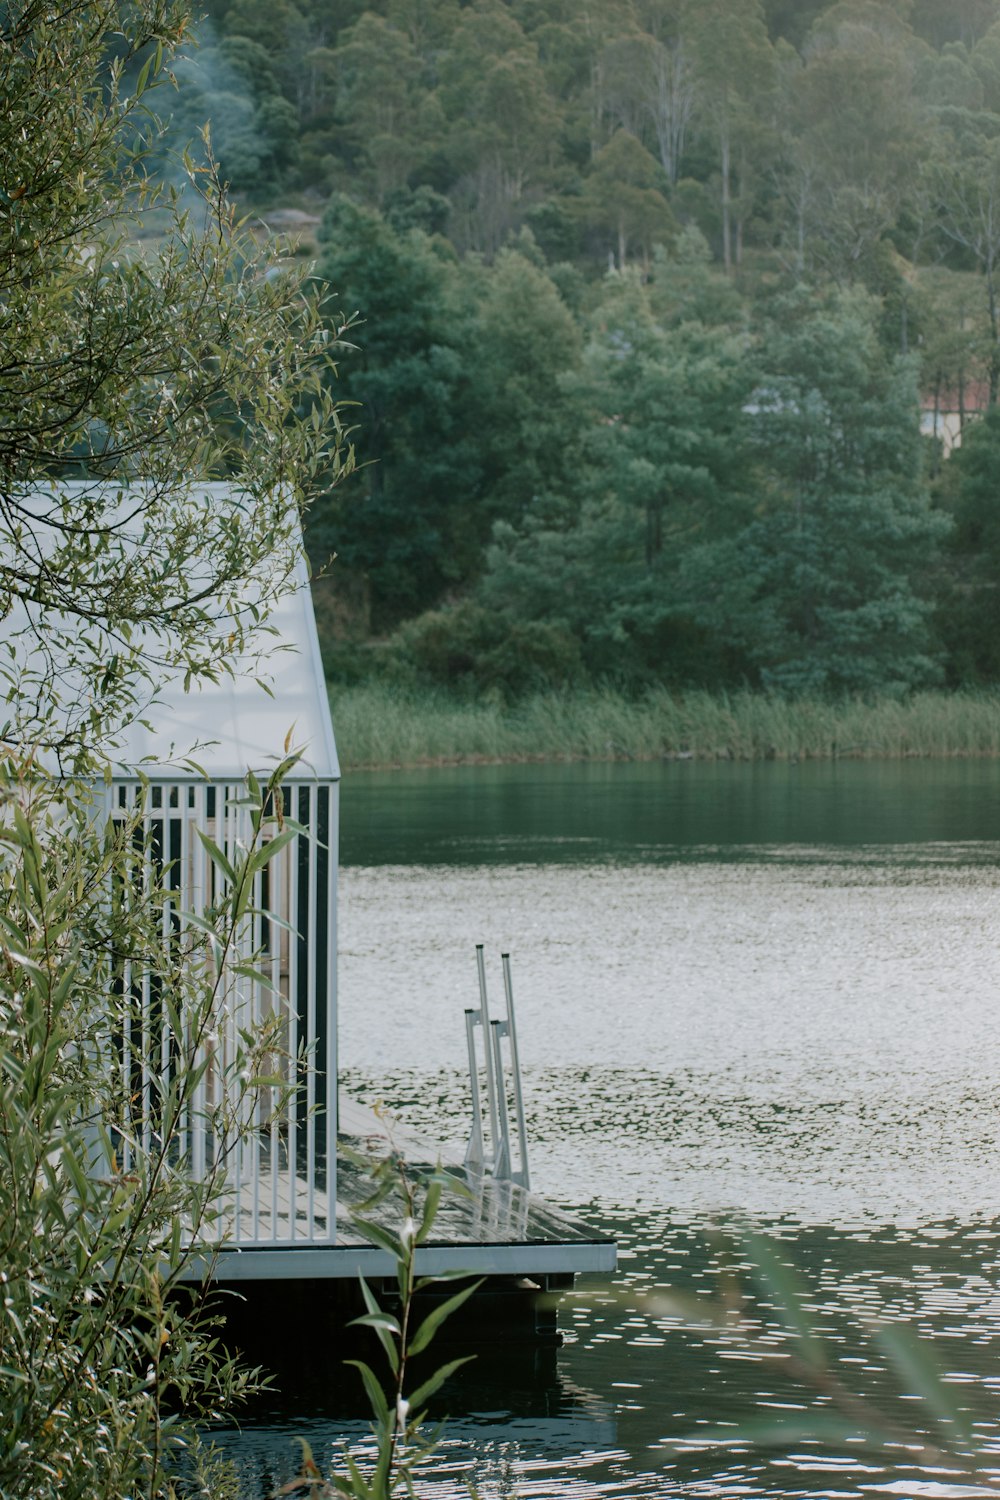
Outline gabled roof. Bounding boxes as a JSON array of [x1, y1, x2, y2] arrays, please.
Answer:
[[115, 557, 340, 781], [1, 482, 339, 782]]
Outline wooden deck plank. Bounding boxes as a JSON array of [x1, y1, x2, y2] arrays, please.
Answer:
[[182, 1093, 616, 1282]]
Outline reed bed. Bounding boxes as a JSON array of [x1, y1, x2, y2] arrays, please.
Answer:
[[329, 683, 1000, 771]]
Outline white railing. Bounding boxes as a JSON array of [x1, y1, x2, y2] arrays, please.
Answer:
[[105, 778, 338, 1248]]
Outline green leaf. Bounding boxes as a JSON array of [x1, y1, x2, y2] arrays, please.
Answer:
[[743, 1231, 826, 1371], [134, 52, 153, 96], [60, 1143, 91, 1202], [418, 1177, 442, 1244], [350, 1311, 402, 1336], [413, 1268, 480, 1292], [195, 829, 237, 887], [344, 1359, 389, 1427], [246, 827, 298, 880], [873, 1321, 975, 1445], [407, 1280, 483, 1357], [334, 1451, 371, 1497], [357, 1276, 379, 1314], [231, 962, 281, 992], [406, 1355, 475, 1414], [351, 1217, 403, 1260], [348, 1283, 401, 1377]]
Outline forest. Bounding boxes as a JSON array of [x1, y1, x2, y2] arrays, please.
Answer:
[[165, 0, 1000, 698]]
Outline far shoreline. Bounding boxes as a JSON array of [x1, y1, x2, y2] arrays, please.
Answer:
[[328, 683, 1000, 773]]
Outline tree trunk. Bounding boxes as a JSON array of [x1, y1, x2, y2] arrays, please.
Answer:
[[989, 257, 1000, 406], [735, 150, 747, 269], [720, 125, 732, 275]]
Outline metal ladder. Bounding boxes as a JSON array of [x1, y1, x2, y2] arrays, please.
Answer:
[[463, 945, 530, 1189]]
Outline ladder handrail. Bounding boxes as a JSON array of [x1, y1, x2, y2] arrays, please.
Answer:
[[502, 952, 530, 1191], [463, 947, 530, 1188], [463, 1007, 485, 1170]]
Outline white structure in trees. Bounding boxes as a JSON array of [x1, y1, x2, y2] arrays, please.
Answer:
[[105, 552, 340, 1253], [3, 482, 340, 1256], [3, 482, 615, 1288]]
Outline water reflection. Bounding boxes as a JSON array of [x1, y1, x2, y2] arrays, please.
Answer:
[[210, 1344, 620, 1499], [341, 761, 1000, 867], [221, 1208, 1000, 1496], [224, 764, 1000, 1497]]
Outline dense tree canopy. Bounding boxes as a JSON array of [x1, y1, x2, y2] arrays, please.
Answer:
[[2, 0, 349, 762], [156, 0, 1000, 696]]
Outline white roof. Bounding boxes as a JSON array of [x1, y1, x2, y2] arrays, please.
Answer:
[[116, 556, 340, 781], [0, 482, 340, 782]]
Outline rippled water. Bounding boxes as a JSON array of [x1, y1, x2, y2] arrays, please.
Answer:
[[217, 762, 1000, 1498]]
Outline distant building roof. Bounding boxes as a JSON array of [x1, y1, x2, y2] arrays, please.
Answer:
[[920, 382, 992, 415]]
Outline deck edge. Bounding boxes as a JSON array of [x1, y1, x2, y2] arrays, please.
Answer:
[[179, 1239, 618, 1282]]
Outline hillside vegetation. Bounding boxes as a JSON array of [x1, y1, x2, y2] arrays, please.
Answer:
[[162, 0, 1000, 703]]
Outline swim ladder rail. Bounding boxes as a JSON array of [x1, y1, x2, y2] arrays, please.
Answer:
[[464, 944, 530, 1189]]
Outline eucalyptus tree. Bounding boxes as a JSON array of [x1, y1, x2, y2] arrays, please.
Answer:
[[931, 107, 1000, 402], [437, 0, 560, 253], [776, 0, 927, 286], [578, 128, 676, 268], [912, 0, 1000, 49], [686, 0, 774, 274], [333, 11, 440, 201], [386, 0, 463, 55], [462, 244, 583, 528], [934, 407, 1000, 681], [638, 0, 700, 184], [593, 2, 699, 186], [0, 4, 352, 1497]]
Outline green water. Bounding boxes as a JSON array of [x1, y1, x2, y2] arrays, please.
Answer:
[[224, 760, 1000, 1498], [340, 758, 1000, 864]]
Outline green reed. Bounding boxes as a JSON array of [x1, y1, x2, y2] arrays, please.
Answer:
[[329, 684, 1000, 770]]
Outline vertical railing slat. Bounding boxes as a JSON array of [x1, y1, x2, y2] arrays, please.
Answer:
[[305, 786, 317, 1241], [105, 775, 337, 1255], [287, 793, 300, 1241]]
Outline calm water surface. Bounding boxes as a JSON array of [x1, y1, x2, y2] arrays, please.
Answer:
[[220, 761, 1000, 1498]]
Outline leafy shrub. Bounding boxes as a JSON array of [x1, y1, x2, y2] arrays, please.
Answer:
[[393, 602, 585, 698]]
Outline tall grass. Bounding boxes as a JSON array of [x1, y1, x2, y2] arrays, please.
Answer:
[[329, 683, 1000, 771]]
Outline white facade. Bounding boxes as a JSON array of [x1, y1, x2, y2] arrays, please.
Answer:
[[3, 483, 340, 1253]]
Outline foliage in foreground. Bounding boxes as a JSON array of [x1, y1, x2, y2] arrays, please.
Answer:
[[658, 1231, 1000, 1491], [0, 759, 304, 1499], [273, 1149, 480, 1499], [1, 0, 350, 771], [262, 1210, 997, 1498], [0, 2, 352, 1496]]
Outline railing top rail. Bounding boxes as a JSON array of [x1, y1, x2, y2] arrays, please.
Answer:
[[104, 773, 340, 786]]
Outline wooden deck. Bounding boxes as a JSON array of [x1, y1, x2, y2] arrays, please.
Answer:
[[189, 1095, 616, 1284]]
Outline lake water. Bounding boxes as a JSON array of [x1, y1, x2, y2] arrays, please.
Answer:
[[219, 760, 1000, 1498]]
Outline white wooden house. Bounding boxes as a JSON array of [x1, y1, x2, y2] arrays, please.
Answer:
[[104, 552, 341, 1260], [4, 482, 613, 1297]]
